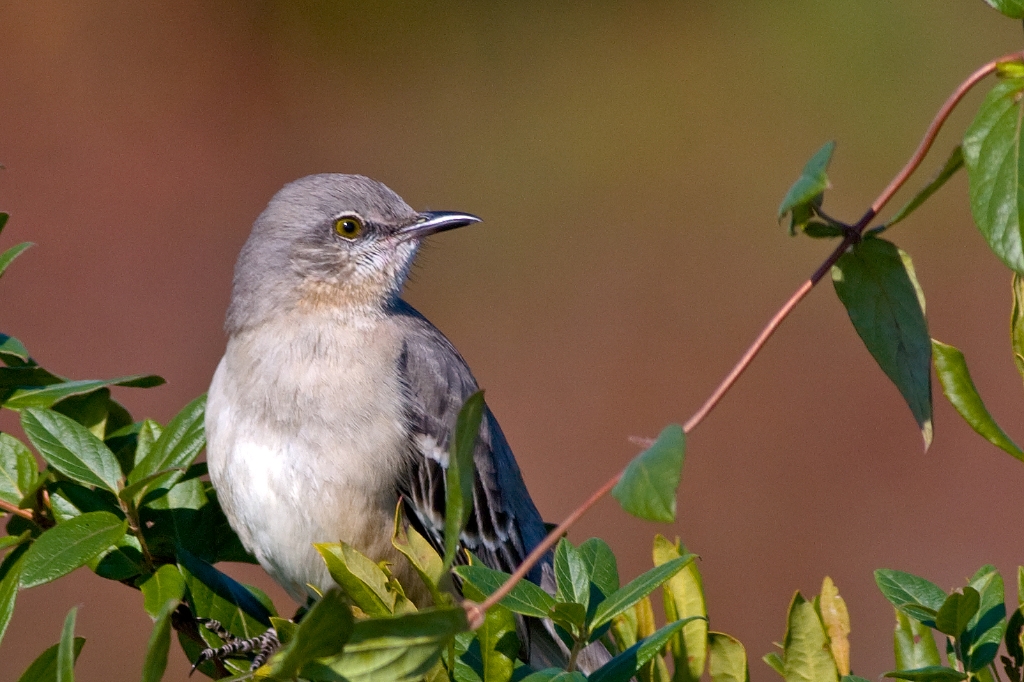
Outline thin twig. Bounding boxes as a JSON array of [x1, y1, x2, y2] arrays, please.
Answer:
[[684, 279, 815, 432], [467, 49, 1024, 623], [0, 498, 33, 521]]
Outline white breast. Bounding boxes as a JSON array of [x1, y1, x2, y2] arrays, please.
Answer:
[[205, 311, 414, 602]]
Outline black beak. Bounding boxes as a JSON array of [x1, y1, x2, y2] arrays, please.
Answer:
[[399, 211, 482, 240]]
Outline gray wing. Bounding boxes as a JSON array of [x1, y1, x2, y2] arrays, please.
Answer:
[[389, 300, 549, 584]]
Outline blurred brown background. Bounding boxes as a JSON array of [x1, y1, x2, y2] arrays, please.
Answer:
[[1, 1, 1022, 679]]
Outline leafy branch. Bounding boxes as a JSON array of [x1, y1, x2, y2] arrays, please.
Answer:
[[465, 47, 1024, 626]]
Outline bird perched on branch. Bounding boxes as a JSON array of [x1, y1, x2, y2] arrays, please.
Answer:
[[204, 174, 585, 669]]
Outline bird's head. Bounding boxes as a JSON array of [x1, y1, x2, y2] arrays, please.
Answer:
[[226, 174, 480, 333]]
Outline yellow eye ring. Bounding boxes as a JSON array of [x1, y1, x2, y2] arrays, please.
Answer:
[[334, 216, 364, 239]]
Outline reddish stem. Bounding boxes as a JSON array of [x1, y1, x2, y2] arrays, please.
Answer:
[[0, 498, 33, 521], [469, 49, 1024, 622]]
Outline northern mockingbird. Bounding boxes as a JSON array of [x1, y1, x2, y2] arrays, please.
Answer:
[[205, 174, 559, 666]]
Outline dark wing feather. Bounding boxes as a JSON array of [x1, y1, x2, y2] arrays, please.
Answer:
[[390, 300, 549, 583]]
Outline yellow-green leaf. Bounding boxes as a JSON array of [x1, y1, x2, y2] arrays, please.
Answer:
[[782, 592, 838, 682], [818, 577, 850, 676], [316, 542, 395, 616], [392, 506, 445, 604], [932, 339, 1024, 461], [653, 534, 706, 682], [709, 632, 749, 682]]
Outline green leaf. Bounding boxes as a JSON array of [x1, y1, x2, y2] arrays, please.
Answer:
[[895, 610, 941, 670], [138, 564, 186, 619], [611, 424, 685, 523], [20, 511, 127, 588], [316, 542, 395, 616], [392, 507, 446, 604], [140, 599, 175, 682], [48, 481, 122, 523], [270, 616, 298, 647], [1012, 275, 1024, 389], [16, 638, 85, 682], [0, 530, 30, 553], [0, 242, 33, 278], [708, 632, 749, 682], [653, 534, 707, 682], [140, 473, 251, 565], [128, 394, 205, 486], [460, 579, 518, 682], [454, 564, 556, 619], [964, 565, 1006, 672], [590, 617, 701, 682], [778, 141, 835, 222], [133, 420, 163, 468], [480, 606, 519, 682], [0, 213, 7, 236], [982, 0, 1024, 20], [118, 469, 182, 507], [932, 339, 1024, 461], [1005, 607, 1024, 672], [1019, 566, 1024, 608], [178, 548, 272, 641], [89, 533, 145, 582], [50, 389, 113, 440], [884, 666, 968, 682], [21, 408, 122, 493], [763, 652, 785, 677], [554, 538, 590, 611], [550, 601, 587, 633], [875, 570, 946, 627], [0, 556, 23, 649], [0, 365, 62, 387], [270, 589, 353, 679], [832, 239, 932, 448], [0, 334, 30, 365], [6, 375, 164, 411], [57, 607, 77, 682], [518, 671, 587, 682], [445, 391, 485, 571], [578, 538, 619, 599], [590, 553, 694, 630], [888, 146, 964, 228], [842, 677, 873, 682], [304, 607, 467, 682], [801, 222, 845, 239], [0, 432, 36, 506], [935, 587, 980, 637], [782, 592, 838, 682], [963, 76, 1024, 273]]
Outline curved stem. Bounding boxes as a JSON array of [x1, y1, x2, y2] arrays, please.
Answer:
[[862, 50, 1023, 227], [468, 49, 1024, 624]]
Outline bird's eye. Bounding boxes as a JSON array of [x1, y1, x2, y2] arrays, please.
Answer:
[[334, 216, 364, 240]]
